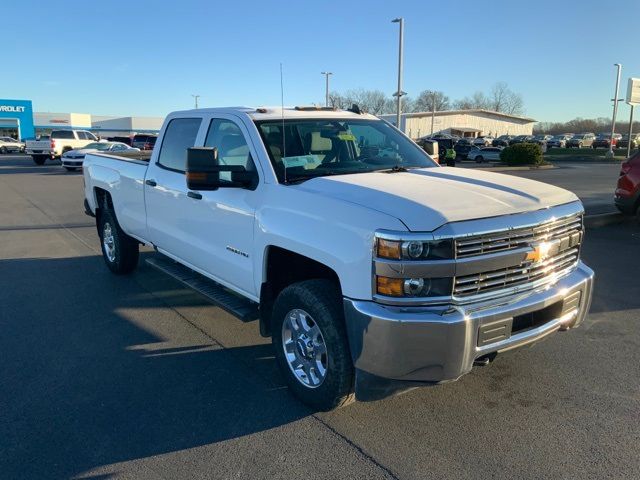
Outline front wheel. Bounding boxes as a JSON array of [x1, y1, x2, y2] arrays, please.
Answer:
[[272, 279, 354, 411], [98, 204, 139, 274], [0, 147, 6, 154]]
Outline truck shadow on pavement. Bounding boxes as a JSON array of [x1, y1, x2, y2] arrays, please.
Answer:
[[0, 255, 311, 480]]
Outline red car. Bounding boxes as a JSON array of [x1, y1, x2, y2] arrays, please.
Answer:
[[615, 152, 640, 220]]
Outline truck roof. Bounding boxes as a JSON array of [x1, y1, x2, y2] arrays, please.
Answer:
[[170, 106, 379, 122]]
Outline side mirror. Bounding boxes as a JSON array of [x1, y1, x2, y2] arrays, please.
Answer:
[[186, 147, 257, 191]]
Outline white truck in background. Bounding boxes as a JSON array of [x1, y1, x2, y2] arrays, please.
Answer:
[[82, 106, 594, 410], [26, 129, 99, 164]]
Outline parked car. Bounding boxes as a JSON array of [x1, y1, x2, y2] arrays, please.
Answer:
[[473, 136, 494, 147], [25, 129, 100, 164], [83, 106, 593, 410], [566, 133, 596, 148], [131, 134, 158, 150], [0, 137, 25, 153], [492, 135, 513, 147], [467, 146, 503, 163], [547, 134, 572, 149], [61, 142, 139, 171], [454, 138, 475, 159], [614, 151, 640, 221], [618, 134, 640, 150], [531, 134, 553, 146], [509, 135, 535, 145], [592, 133, 622, 149]]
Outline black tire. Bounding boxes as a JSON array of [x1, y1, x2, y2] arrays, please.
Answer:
[[476, 155, 484, 163], [33, 155, 46, 165], [98, 200, 139, 274], [64, 166, 78, 172], [272, 279, 354, 411], [0, 147, 6, 154]]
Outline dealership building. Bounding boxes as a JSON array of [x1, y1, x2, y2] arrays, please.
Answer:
[[380, 109, 536, 139], [0, 98, 164, 140]]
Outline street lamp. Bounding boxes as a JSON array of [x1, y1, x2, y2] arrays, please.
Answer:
[[191, 94, 200, 109], [321, 72, 333, 107], [607, 64, 622, 158], [391, 18, 405, 130]]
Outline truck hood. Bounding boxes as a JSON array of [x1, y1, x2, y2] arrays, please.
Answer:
[[292, 167, 579, 231]]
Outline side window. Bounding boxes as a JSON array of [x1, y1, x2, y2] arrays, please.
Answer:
[[85, 131, 98, 141], [204, 119, 255, 181], [77, 131, 88, 140], [157, 118, 202, 172]]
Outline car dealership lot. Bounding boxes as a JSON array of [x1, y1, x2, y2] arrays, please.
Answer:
[[1, 155, 639, 480]]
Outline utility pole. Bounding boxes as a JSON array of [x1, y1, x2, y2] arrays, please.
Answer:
[[608, 64, 622, 158], [392, 18, 405, 130], [191, 94, 200, 109], [627, 105, 635, 158], [321, 72, 333, 107]]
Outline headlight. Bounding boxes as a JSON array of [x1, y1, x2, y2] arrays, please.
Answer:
[[376, 237, 453, 260], [376, 276, 452, 297]]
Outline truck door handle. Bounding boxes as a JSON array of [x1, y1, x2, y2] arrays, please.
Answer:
[[187, 191, 202, 200], [145, 179, 157, 187]]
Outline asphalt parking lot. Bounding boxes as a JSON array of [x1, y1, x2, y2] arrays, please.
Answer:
[[1, 155, 639, 480]]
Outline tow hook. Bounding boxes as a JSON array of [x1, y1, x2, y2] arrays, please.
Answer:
[[473, 352, 497, 366]]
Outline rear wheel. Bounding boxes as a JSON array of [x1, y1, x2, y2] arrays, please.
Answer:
[[98, 202, 139, 274], [272, 279, 354, 411], [0, 146, 6, 154], [32, 155, 46, 165], [475, 155, 484, 163]]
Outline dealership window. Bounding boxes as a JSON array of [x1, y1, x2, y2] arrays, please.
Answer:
[[157, 118, 202, 172]]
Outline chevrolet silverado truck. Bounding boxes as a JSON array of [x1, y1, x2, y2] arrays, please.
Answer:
[[26, 129, 99, 164], [83, 106, 594, 411]]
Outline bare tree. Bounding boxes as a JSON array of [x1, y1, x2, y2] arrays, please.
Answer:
[[489, 82, 524, 115], [453, 91, 489, 110], [413, 90, 450, 113]]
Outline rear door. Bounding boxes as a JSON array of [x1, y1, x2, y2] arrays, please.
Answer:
[[144, 117, 204, 259]]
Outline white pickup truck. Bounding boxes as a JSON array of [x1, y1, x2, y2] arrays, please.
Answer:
[[83, 106, 594, 410], [26, 129, 99, 164]]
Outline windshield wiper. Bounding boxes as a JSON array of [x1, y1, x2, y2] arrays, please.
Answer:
[[381, 165, 414, 173]]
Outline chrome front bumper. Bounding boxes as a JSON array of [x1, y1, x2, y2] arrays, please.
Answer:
[[344, 261, 594, 384]]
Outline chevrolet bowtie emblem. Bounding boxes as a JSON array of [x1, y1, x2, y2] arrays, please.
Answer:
[[526, 242, 551, 263]]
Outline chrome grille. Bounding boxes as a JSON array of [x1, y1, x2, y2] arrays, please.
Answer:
[[453, 213, 583, 298], [454, 247, 579, 297], [455, 213, 583, 258]]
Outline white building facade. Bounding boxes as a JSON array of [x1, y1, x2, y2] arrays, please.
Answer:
[[381, 109, 536, 139]]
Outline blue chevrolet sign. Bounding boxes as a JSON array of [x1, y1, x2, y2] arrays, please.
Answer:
[[0, 99, 35, 140]]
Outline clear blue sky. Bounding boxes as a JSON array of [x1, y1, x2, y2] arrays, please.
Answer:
[[5, 0, 639, 122]]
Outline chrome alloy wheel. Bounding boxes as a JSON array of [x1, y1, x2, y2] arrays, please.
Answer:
[[102, 222, 116, 262], [281, 309, 328, 388]]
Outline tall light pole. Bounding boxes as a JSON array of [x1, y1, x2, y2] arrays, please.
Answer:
[[191, 94, 200, 109], [608, 64, 622, 158], [392, 18, 405, 130], [321, 72, 333, 107]]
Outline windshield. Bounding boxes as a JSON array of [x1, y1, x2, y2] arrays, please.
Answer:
[[82, 142, 111, 151], [573, 134, 585, 139], [256, 118, 438, 183]]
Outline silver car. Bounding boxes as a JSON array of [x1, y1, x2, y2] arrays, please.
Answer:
[[467, 146, 503, 163]]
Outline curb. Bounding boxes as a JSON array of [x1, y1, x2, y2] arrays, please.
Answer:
[[462, 164, 555, 172], [583, 212, 626, 228]]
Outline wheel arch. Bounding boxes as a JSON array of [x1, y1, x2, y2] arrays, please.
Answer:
[[258, 245, 342, 337]]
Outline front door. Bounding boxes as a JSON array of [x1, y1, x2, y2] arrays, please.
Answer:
[[177, 115, 259, 299]]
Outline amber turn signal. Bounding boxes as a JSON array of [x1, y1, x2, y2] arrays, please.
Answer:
[[376, 276, 404, 297], [376, 238, 401, 259]]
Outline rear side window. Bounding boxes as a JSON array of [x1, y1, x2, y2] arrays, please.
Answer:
[[157, 118, 201, 172], [51, 130, 75, 139]]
